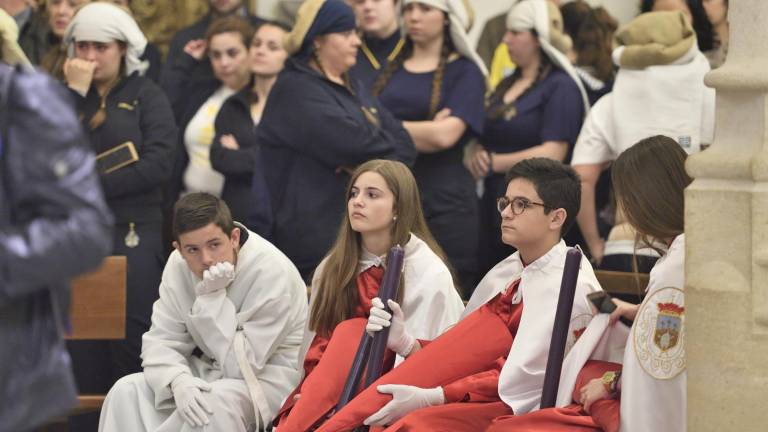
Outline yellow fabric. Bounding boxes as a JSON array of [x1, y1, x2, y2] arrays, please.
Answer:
[[616, 11, 695, 69], [283, 0, 326, 55], [488, 42, 515, 90], [0, 8, 30, 66]]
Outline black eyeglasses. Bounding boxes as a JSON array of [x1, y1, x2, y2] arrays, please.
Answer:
[[496, 196, 548, 215]]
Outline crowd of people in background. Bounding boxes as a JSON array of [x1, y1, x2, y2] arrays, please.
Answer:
[[0, 0, 726, 430]]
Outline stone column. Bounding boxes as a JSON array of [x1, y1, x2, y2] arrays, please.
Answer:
[[686, 0, 768, 430]]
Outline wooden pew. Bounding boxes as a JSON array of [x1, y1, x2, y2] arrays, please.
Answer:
[[66, 256, 127, 414], [594, 270, 649, 303]]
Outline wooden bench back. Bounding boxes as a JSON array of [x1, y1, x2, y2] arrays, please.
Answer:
[[595, 270, 649, 298], [67, 256, 127, 340]]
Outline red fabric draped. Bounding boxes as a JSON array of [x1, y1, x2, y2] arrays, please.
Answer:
[[275, 266, 387, 431], [384, 401, 513, 432], [485, 360, 622, 432], [303, 265, 385, 379], [441, 280, 523, 405], [315, 280, 523, 432]]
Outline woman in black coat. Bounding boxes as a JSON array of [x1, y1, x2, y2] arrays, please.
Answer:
[[210, 21, 289, 235], [62, 2, 176, 393], [258, 0, 416, 279], [161, 15, 255, 236]]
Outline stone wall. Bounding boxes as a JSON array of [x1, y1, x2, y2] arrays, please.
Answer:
[[685, 0, 768, 430]]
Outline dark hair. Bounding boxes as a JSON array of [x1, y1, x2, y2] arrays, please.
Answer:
[[561, 1, 617, 83], [487, 41, 552, 121], [562, 1, 592, 41], [640, 0, 714, 51], [205, 15, 255, 47], [173, 193, 236, 241], [372, 11, 454, 118], [504, 158, 582, 236], [612, 135, 691, 250]]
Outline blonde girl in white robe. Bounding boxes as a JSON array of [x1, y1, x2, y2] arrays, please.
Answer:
[[274, 159, 464, 431]]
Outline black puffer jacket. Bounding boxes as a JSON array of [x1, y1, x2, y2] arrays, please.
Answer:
[[76, 73, 177, 224], [0, 65, 113, 432]]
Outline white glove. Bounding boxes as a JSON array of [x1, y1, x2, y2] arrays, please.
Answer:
[[366, 298, 415, 357], [171, 374, 214, 427], [363, 384, 445, 426], [195, 261, 235, 296]]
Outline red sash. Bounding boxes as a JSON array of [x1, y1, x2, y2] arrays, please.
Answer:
[[276, 266, 392, 431], [316, 281, 523, 431], [486, 360, 622, 432]]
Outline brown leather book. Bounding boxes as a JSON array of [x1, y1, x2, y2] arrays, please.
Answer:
[[96, 141, 139, 174]]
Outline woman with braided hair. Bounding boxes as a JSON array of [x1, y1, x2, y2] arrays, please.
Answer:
[[465, 0, 590, 273], [372, 0, 487, 294]]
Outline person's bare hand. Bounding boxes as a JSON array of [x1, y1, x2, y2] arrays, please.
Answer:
[[63, 58, 96, 96], [184, 39, 208, 61], [587, 237, 606, 266], [579, 378, 610, 414], [433, 107, 452, 121], [463, 141, 490, 180], [220, 134, 240, 150], [609, 298, 640, 325]]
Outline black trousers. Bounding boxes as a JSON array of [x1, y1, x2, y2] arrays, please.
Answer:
[[67, 221, 165, 431]]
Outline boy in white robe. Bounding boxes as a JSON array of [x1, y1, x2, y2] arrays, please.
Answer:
[[490, 135, 689, 432], [99, 193, 308, 432]]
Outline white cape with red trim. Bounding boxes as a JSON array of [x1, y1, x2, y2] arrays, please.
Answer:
[[465, 241, 602, 415], [297, 233, 465, 372]]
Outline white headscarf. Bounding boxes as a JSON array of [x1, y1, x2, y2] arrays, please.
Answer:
[[507, 0, 589, 114], [63, 3, 149, 76], [402, 0, 488, 77]]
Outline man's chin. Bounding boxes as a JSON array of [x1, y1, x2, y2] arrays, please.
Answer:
[[501, 233, 520, 249]]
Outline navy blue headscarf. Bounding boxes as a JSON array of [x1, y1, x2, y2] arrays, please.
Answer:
[[283, 0, 357, 60]]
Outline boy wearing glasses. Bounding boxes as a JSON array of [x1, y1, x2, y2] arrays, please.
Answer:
[[313, 158, 602, 432]]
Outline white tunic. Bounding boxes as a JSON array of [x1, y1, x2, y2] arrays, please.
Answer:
[[464, 240, 602, 415], [621, 234, 685, 432], [99, 228, 308, 431], [571, 45, 714, 166], [555, 234, 686, 432], [297, 233, 465, 371]]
